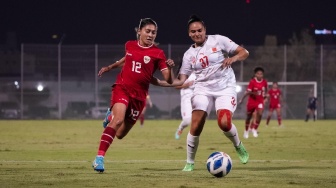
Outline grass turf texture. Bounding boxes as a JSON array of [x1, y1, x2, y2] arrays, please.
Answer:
[[1, 119, 336, 188]]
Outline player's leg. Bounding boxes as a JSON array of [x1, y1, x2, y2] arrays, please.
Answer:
[[117, 98, 145, 138], [305, 108, 311, 121], [276, 106, 282, 126], [251, 103, 264, 137], [183, 95, 209, 171], [244, 104, 254, 139], [93, 102, 127, 172], [139, 106, 146, 127], [266, 107, 273, 126], [216, 93, 248, 164], [103, 87, 114, 128], [176, 96, 192, 139], [312, 109, 316, 121]]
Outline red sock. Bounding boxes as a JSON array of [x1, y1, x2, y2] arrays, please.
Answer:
[[253, 120, 260, 130], [97, 127, 116, 156]]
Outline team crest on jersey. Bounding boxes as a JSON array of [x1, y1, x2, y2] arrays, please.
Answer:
[[144, 56, 151, 64], [190, 56, 196, 64]]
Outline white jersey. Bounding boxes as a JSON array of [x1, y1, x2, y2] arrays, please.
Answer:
[[179, 35, 239, 95], [180, 72, 196, 96]]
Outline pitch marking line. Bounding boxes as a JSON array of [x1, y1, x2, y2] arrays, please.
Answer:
[[1, 160, 335, 163]]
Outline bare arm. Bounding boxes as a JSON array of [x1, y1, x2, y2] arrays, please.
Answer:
[[239, 90, 252, 104], [146, 95, 153, 108], [222, 46, 249, 68], [98, 57, 125, 77], [175, 80, 194, 89], [159, 59, 176, 84], [151, 74, 188, 87]]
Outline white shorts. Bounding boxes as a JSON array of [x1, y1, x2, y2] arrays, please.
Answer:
[[192, 86, 237, 114]]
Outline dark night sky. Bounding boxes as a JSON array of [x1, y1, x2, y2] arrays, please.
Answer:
[[1, 0, 335, 45]]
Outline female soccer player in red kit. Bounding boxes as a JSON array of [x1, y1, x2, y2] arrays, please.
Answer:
[[266, 82, 282, 126], [92, 18, 174, 173], [239, 67, 267, 138]]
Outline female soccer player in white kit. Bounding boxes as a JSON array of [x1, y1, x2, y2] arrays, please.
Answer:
[[154, 15, 249, 171]]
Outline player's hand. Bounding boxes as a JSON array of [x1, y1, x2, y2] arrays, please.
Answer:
[[166, 59, 175, 68], [222, 56, 238, 68], [98, 67, 110, 77]]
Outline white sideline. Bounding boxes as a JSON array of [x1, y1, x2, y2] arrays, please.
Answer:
[[1, 159, 335, 163]]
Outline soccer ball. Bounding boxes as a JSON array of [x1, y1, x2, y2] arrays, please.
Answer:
[[206, 151, 232, 178]]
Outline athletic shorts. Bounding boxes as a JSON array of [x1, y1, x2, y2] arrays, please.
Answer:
[[192, 86, 236, 114], [247, 101, 264, 114], [308, 105, 316, 110], [111, 84, 146, 125], [269, 103, 281, 110]]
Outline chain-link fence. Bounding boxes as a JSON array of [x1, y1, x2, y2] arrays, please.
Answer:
[[0, 44, 335, 120]]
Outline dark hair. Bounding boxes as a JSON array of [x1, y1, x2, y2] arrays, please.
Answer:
[[254, 66, 264, 73], [187, 15, 205, 28], [138, 18, 158, 30]]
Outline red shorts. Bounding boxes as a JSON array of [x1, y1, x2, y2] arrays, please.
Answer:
[[246, 102, 264, 114], [110, 84, 146, 125], [269, 103, 281, 110]]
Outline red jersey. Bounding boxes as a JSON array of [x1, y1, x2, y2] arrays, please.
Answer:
[[115, 40, 168, 100], [268, 88, 281, 105], [247, 78, 268, 104]]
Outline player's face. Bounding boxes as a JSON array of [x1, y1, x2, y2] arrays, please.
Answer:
[[188, 22, 206, 46], [138, 24, 157, 47], [255, 71, 264, 81], [272, 83, 278, 89]]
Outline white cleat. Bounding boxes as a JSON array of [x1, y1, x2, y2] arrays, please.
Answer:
[[252, 129, 258, 137], [243, 130, 249, 139]]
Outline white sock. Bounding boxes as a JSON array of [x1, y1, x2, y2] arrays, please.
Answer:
[[223, 123, 241, 147], [186, 132, 199, 164], [178, 117, 191, 131]]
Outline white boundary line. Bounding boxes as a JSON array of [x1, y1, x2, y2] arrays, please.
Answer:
[[1, 160, 335, 163]]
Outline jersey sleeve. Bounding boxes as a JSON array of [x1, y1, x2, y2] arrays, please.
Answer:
[[179, 50, 193, 76], [216, 35, 239, 54], [247, 79, 254, 91], [157, 50, 168, 71]]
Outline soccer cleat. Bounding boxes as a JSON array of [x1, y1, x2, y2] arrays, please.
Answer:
[[182, 163, 194, 171], [92, 156, 105, 172], [235, 142, 249, 164], [102, 108, 111, 128], [252, 129, 258, 137], [243, 130, 249, 139], [175, 130, 183, 140]]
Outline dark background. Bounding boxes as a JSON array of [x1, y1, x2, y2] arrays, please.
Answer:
[[1, 0, 335, 45]]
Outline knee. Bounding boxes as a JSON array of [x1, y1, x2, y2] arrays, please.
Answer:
[[217, 109, 232, 132], [115, 134, 125, 140]]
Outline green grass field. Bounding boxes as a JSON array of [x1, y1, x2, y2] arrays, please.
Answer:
[[1, 119, 336, 188]]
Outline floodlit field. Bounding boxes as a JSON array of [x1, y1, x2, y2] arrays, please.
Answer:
[[1, 119, 336, 188]]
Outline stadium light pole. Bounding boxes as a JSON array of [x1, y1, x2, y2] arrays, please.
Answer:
[[95, 44, 98, 108], [320, 45, 324, 118], [58, 34, 66, 119]]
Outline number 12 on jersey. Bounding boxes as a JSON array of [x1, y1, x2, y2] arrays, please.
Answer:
[[132, 61, 141, 73]]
